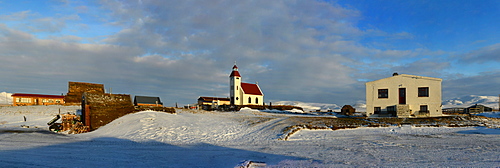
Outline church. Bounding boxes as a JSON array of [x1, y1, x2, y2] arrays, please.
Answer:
[[229, 64, 264, 106]]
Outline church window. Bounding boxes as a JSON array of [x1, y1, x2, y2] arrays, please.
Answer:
[[248, 97, 251, 103], [236, 97, 239, 100], [255, 98, 258, 104], [237, 86, 238, 90]]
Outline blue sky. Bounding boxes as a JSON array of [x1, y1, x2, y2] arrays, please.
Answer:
[[0, 0, 498, 106]]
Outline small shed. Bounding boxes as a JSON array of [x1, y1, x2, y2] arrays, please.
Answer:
[[465, 104, 493, 114], [340, 105, 356, 116], [134, 96, 163, 107]]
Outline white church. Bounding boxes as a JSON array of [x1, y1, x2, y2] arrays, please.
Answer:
[[229, 64, 264, 106]]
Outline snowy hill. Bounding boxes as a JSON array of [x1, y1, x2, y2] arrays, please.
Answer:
[[2, 107, 500, 167], [0, 92, 12, 105], [443, 95, 499, 109]]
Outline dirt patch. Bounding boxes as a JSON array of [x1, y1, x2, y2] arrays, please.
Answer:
[[280, 116, 497, 140]]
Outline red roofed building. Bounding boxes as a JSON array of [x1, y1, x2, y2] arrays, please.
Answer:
[[12, 93, 65, 106], [229, 64, 264, 105]]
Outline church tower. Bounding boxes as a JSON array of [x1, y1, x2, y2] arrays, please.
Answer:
[[229, 64, 242, 105]]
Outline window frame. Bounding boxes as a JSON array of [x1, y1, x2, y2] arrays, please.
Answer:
[[419, 105, 428, 112], [378, 89, 388, 98], [418, 87, 429, 97]]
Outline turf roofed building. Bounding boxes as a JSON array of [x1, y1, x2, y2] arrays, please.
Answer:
[[366, 73, 443, 118], [229, 64, 264, 106]]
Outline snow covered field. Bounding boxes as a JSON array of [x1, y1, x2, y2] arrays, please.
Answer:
[[1, 106, 500, 167]]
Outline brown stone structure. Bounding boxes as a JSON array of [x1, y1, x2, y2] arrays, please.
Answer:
[[82, 92, 134, 131], [341, 105, 356, 116], [65, 82, 105, 105]]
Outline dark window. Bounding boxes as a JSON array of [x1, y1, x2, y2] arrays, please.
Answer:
[[387, 106, 395, 112], [418, 87, 429, 97], [374, 107, 381, 114], [248, 97, 251, 103], [420, 105, 428, 112], [378, 89, 388, 98], [255, 98, 258, 104]]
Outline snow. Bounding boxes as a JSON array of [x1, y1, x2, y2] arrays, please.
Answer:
[[0, 92, 12, 105], [2, 106, 500, 167]]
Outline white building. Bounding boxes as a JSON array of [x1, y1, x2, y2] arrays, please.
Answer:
[[229, 64, 264, 105], [365, 73, 442, 118]]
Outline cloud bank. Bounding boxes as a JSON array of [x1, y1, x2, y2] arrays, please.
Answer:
[[0, 0, 498, 106]]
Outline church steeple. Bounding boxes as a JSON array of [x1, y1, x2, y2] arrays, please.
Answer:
[[230, 63, 241, 77], [230, 62, 241, 105]]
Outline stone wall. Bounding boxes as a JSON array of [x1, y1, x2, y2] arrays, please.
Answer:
[[66, 82, 105, 105], [82, 93, 134, 131]]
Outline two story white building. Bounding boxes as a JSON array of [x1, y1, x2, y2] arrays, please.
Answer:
[[365, 73, 443, 117]]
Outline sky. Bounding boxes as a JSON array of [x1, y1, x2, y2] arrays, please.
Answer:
[[0, 0, 498, 106]]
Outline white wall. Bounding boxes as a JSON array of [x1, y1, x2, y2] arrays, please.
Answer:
[[366, 74, 442, 117], [242, 94, 264, 105]]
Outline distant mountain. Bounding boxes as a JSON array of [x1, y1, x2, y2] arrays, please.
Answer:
[[274, 95, 499, 113], [0, 92, 12, 105], [443, 95, 499, 109]]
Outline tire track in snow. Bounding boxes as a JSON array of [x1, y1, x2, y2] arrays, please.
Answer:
[[241, 117, 291, 142]]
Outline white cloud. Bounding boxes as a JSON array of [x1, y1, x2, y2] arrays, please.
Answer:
[[457, 43, 500, 63], [0, 0, 496, 107]]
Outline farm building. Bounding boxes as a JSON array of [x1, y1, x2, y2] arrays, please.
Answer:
[[134, 96, 163, 107], [198, 97, 230, 110], [366, 73, 443, 118], [465, 104, 493, 113], [229, 64, 264, 106], [11, 93, 65, 106]]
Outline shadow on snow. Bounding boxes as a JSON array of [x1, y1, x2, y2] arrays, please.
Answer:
[[0, 135, 307, 167]]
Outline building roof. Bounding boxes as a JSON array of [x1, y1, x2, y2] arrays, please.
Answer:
[[241, 83, 263, 95], [134, 96, 162, 105], [230, 64, 241, 77], [468, 104, 492, 109], [366, 74, 442, 84], [198, 97, 230, 102], [230, 70, 241, 77], [11, 93, 65, 99]]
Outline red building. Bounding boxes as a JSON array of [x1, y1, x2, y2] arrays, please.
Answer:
[[11, 93, 65, 106]]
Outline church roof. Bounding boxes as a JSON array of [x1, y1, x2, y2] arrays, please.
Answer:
[[230, 70, 241, 77], [241, 83, 263, 95]]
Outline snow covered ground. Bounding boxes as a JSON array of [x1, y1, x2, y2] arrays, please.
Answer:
[[1, 105, 500, 167]]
